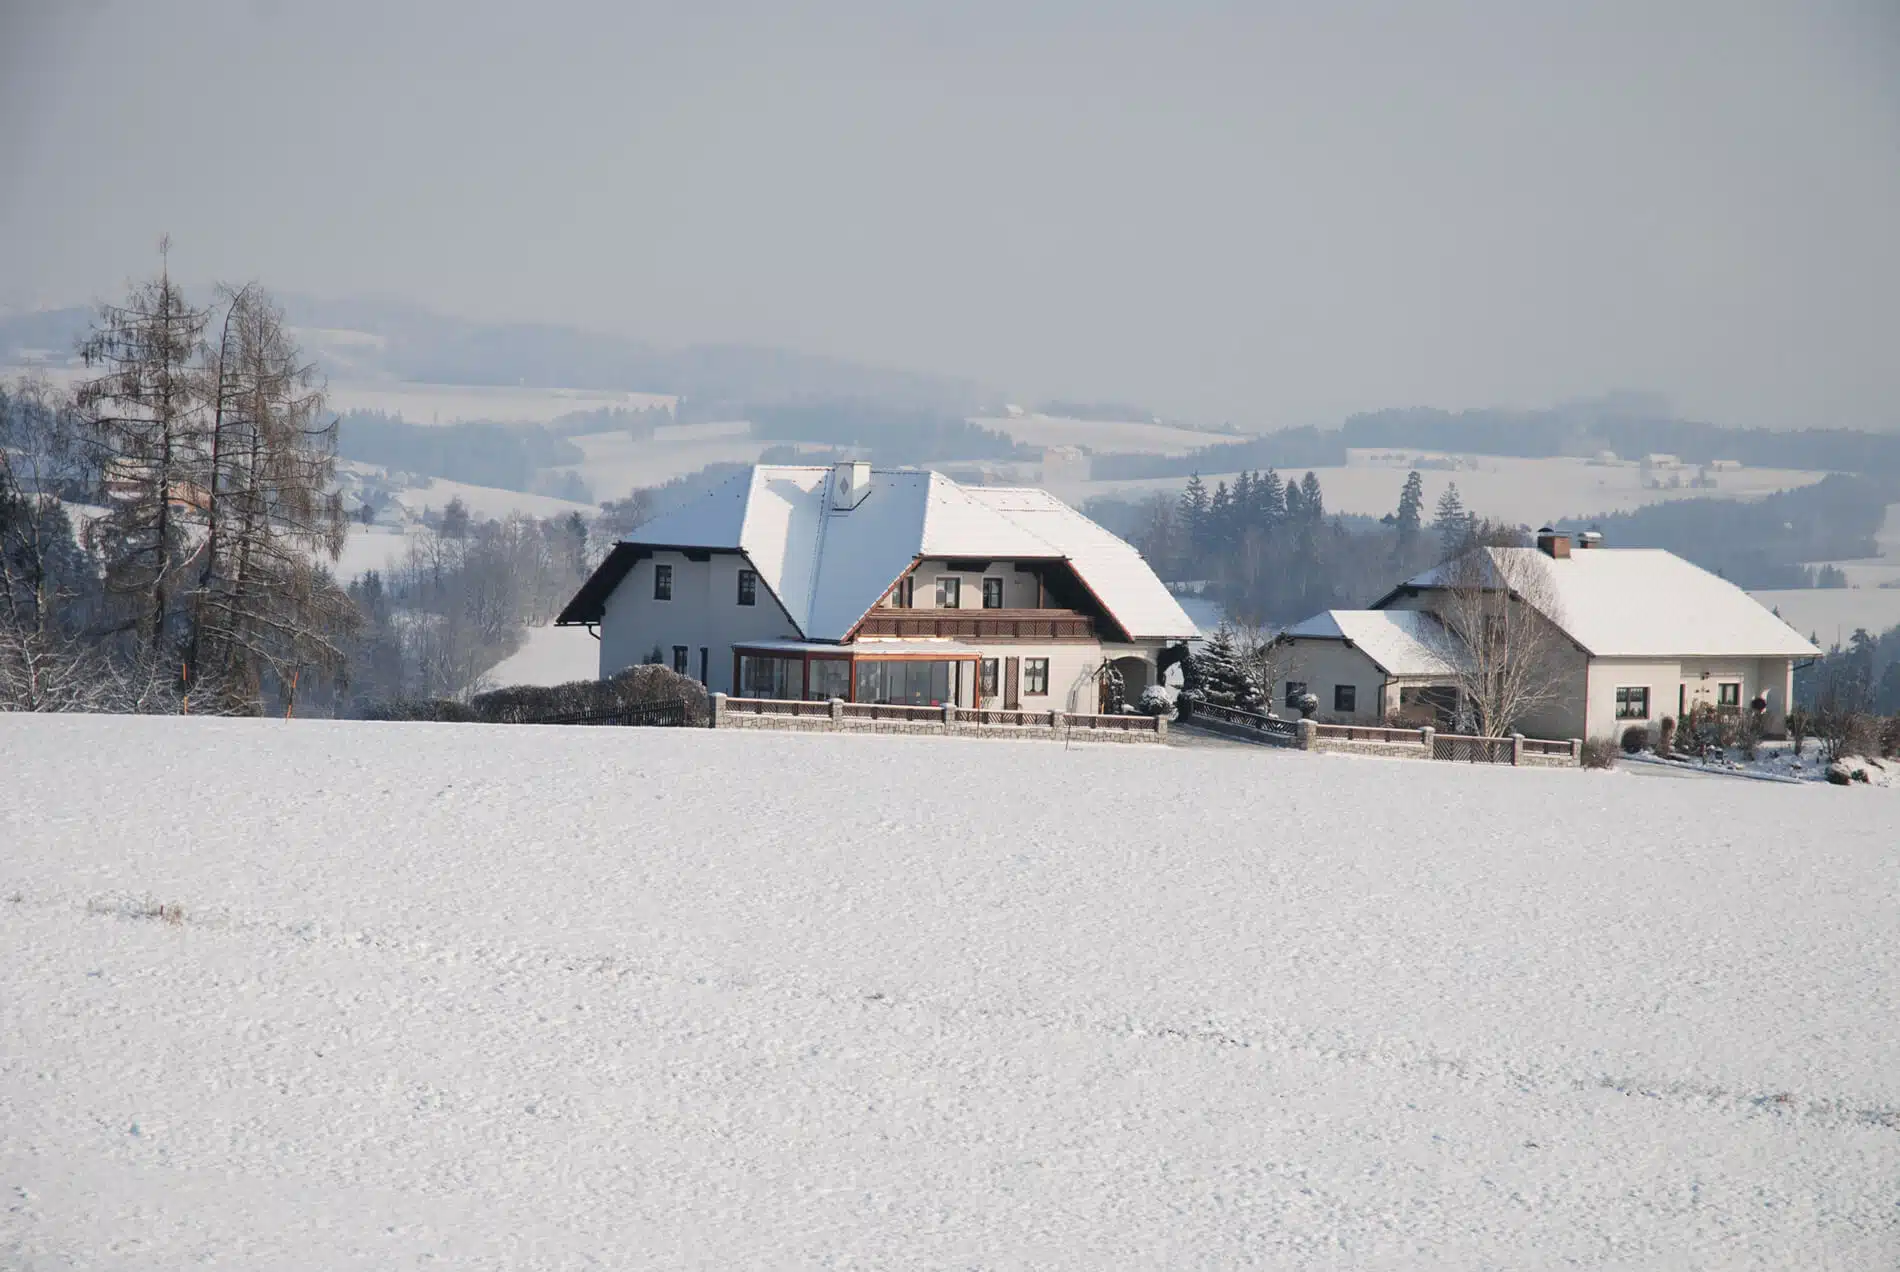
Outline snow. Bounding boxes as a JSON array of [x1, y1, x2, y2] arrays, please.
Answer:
[[3, 714, 1896, 1269], [483, 623, 599, 687], [972, 413, 1250, 456], [1397, 547, 1821, 659], [323, 380, 675, 425], [1084, 453, 1832, 525], [386, 476, 595, 523], [1281, 609, 1459, 676]]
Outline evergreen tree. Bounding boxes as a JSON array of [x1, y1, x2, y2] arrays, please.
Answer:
[[1190, 622, 1255, 708], [1434, 482, 1467, 556], [1177, 472, 1210, 560], [1395, 470, 1424, 550], [1232, 470, 1254, 537], [1283, 476, 1306, 523], [1207, 481, 1232, 557], [1298, 471, 1324, 523], [1256, 468, 1285, 527]]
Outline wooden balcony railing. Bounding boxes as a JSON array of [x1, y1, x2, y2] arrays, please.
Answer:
[[855, 607, 1097, 641]]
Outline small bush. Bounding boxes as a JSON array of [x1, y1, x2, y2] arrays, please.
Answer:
[[1786, 708, 1810, 756], [360, 698, 479, 723], [1619, 725, 1648, 754], [1880, 715, 1900, 760], [1657, 716, 1677, 755], [1579, 737, 1619, 769], [1137, 684, 1174, 718]]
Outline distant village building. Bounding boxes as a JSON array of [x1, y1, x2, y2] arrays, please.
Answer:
[[557, 462, 1198, 712], [1273, 529, 1819, 739]]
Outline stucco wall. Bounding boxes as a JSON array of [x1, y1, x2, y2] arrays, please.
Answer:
[[887, 560, 1047, 609], [1270, 639, 1389, 724], [599, 551, 802, 692], [1582, 656, 1795, 740]]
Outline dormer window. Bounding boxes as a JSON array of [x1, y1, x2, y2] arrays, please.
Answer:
[[937, 577, 961, 609]]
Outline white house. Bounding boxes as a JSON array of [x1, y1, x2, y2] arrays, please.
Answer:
[[556, 462, 1199, 712], [1272, 529, 1820, 739]]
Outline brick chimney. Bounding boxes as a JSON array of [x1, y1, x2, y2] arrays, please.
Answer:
[[1535, 526, 1571, 559]]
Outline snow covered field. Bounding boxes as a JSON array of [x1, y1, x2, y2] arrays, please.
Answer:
[[483, 623, 599, 687], [2, 716, 1896, 1269], [1086, 454, 1832, 525]]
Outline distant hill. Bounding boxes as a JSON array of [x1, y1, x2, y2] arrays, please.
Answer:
[[0, 295, 998, 417]]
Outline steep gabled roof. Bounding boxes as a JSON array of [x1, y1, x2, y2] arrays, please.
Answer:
[[1378, 546, 1821, 660], [557, 465, 1197, 642], [1280, 609, 1463, 677]]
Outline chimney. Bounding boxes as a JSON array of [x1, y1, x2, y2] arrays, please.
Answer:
[[1577, 530, 1603, 550], [1535, 526, 1571, 559], [831, 459, 871, 511]]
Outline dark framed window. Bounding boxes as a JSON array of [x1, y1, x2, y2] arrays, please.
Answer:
[[1615, 686, 1650, 720], [672, 645, 688, 675], [979, 658, 998, 698], [1334, 684, 1356, 713], [737, 569, 757, 606], [937, 576, 960, 609], [653, 563, 673, 601], [1717, 682, 1741, 709], [1023, 658, 1049, 696], [982, 577, 1003, 609], [1284, 680, 1307, 708], [888, 577, 912, 609]]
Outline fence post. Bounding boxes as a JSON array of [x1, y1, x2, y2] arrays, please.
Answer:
[[829, 697, 844, 730], [710, 692, 726, 729], [1419, 725, 1435, 753], [942, 703, 955, 734], [1510, 732, 1525, 766], [1297, 718, 1317, 751], [1155, 714, 1168, 741], [1049, 710, 1064, 732], [1568, 737, 1582, 764]]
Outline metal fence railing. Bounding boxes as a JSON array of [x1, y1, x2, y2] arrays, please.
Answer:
[[527, 697, 695, 728], [1431, 733, 1516, 764], [1185, 700, 1301, 741]]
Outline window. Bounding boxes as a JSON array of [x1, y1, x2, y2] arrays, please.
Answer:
[[1023, 658, 1049, 697], [739, 654, 799, 699], [737, 569, 757, 606], [653, 563, 673, 601], [855, 659, 953, 706], [1717, 682, 1742, 710], [888, 577, 912, 609], [979, 658, 999, 698], [1615, 686, 1650, 720], [672, 645, 688, 675], [937, 576, 961, 609], [808, 659, 850, 701], [982, 577, 1003, 609], [1334, 684, 1356, 713], [1284, 680, 1307, 709]]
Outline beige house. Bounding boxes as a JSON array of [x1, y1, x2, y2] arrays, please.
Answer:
[[557, 462, 1198, 712], [1270, 609, 1463, 726], [1274, 530, 1820, 740]]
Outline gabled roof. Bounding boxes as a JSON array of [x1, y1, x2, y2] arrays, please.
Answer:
[[1280, 609, 1463, 677], [1378, 546, 1822, 659], [558, 465, 1197, 642]]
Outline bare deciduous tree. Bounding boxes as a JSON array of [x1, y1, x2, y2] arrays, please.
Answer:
[[1419, 547, 1571, 737]]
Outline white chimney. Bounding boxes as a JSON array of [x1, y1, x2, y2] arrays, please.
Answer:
[[831, 460, 871, 510]]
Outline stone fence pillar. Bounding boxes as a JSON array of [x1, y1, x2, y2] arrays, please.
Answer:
[[710, 692, 726, 729], [1049, 710, 1064, 731], [1510, 732, 1525, 766], [830, 697, 845, 726], [1296, 718, 1317, 750], [942, 703, 955, 733], [1420, 726, 1435, 752]]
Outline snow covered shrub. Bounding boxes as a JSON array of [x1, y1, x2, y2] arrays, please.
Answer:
[[1657, 716, 1676, 756], [1619, 725, 1648, 754], [1296, 691, 1319, 719], [1137, 684, 1174, 717], [361, 698, 480, 723], [1579, 737, 1619, 769]]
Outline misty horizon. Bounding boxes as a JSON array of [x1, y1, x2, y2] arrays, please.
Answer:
[[4, 2, 1897, 432]]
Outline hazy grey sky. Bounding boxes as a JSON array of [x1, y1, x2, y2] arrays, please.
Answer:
[[3, 0, 1897, 429]]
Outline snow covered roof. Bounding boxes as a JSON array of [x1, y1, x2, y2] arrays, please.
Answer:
[[1382, 547, 1822, 659], [559, 466, 1197, 642], [1280, 609, 1463, 677]]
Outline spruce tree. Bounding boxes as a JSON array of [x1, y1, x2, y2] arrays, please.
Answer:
[[1434, 482, 1467, 556], [1257, 468, 1285, 527], [1177, 472, 1210, 561], [1395, 470, 1424, 550], [1299, 472, 1324, 523]]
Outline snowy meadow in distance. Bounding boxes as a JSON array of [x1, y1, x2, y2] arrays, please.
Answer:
[[2, 716, 1896, 1269]]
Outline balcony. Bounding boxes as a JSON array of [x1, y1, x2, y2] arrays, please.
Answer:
[[855, 607, 1097, 642]]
